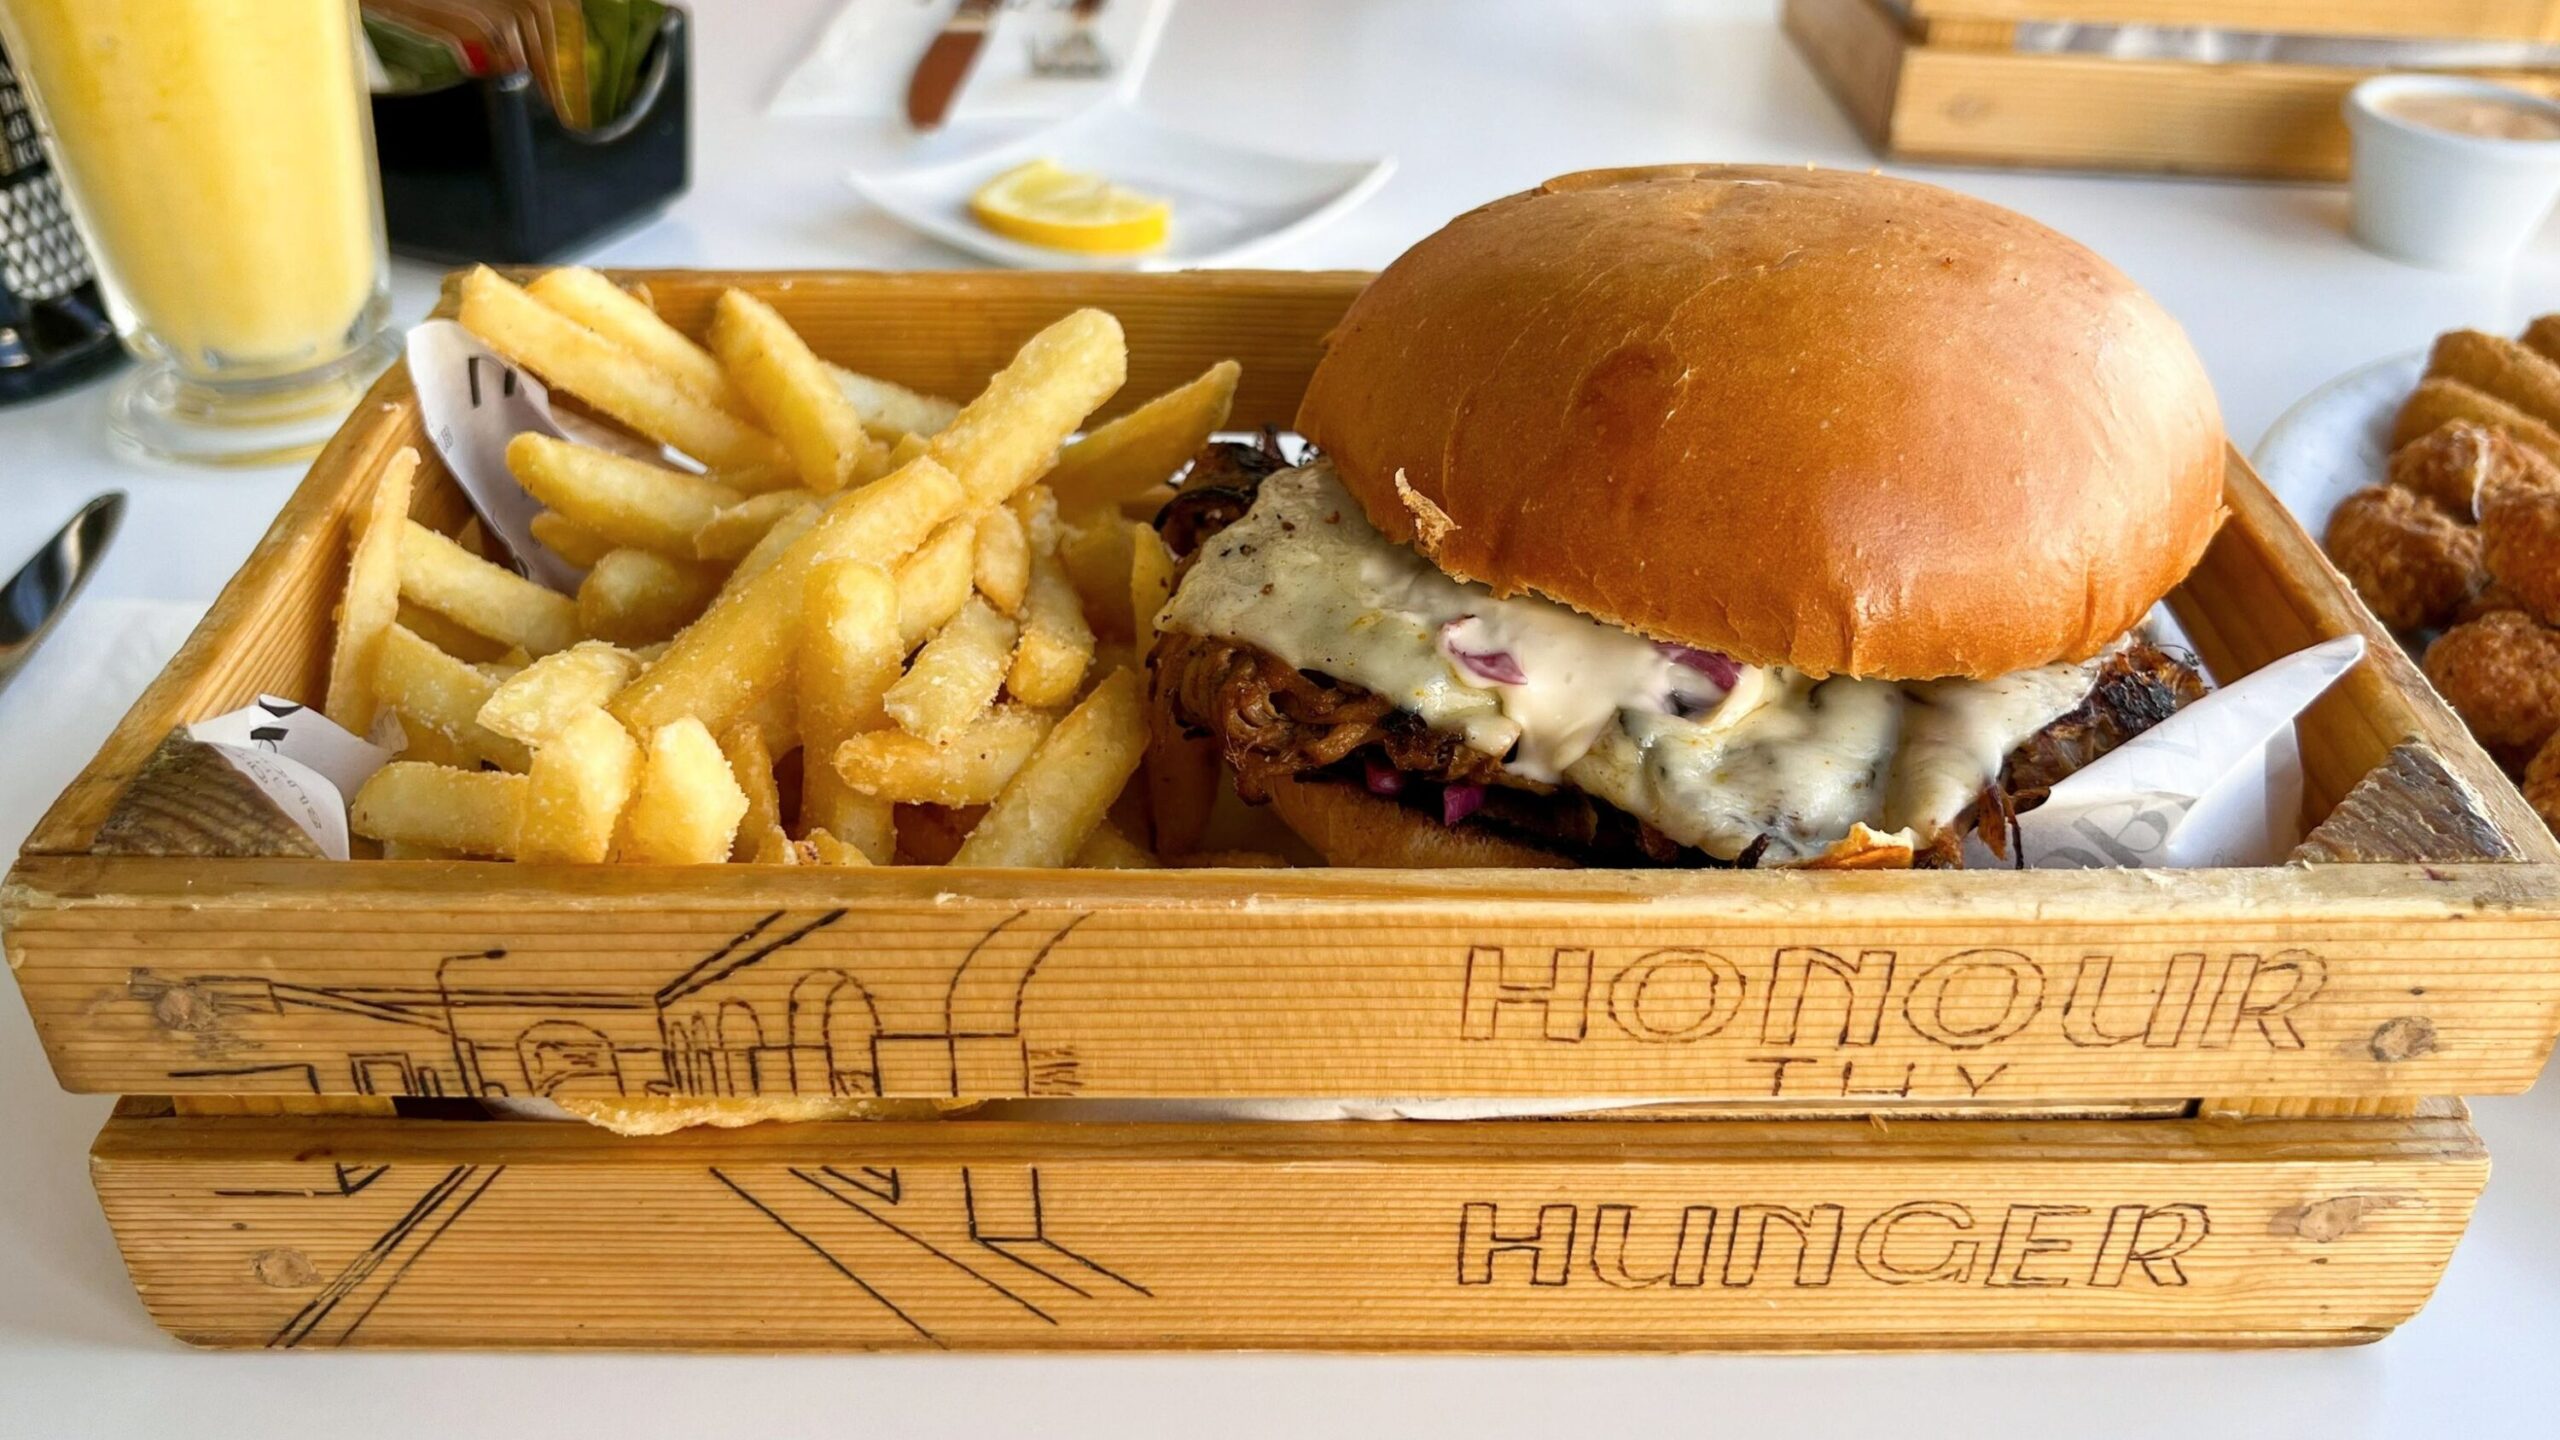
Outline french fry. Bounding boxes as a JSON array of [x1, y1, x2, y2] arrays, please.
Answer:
[[1006, 548, 1095, 708], [325, 447, 419, 734], [972, 504, 1031, 615], [832, 364, 962, 440], [711, 289, 885, 494], [457, 266, 784, 472], [885, 596, 1018, 741], [506, 433, 743, 557], [1010, 482, 1061, 553], [929, 308, 1128, 507], [1058, 510, 1138, 639], [526, 266, 748, 416], [802, 827, 873, 866], [1073, 819, 1160, 869], [887, 431, 932, 469], [478, 641, 640, 746], [953, 668, 1147, 867], [894, 804, 980, 864], [619, 717, 749, 864], [350, 763, 525, 858], [374, 624, 531, 771], [1129, 520, 1177, 654], [1119, 483, 1177, 523], [730, 674, 801, 757], [694, 489, 814, 562], [378, 839, 465, 861], [831, 706, 1056, 806], [720, 721, 784, 863], [799, 560, 903, 862], [712, 499, 821, 603], [896, 517, 977, 648], [612, 458, 964, 736], [710, 459, 806, 496], [517, 707, 640, 864], [528, 510, 617, 570], [399, 520, 581, 657], [577, 548, 726, 646], [1044, 360, 1239, 512]]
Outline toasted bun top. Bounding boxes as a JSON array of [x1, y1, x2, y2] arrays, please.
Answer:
[[1296, 165, 2227, 680]]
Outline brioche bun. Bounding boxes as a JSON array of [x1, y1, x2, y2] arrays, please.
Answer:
[[1264, 774, 1573, 869], [1296, 165, 2226, 680]]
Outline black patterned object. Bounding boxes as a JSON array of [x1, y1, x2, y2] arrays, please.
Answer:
[[0, 41, 120, 403]]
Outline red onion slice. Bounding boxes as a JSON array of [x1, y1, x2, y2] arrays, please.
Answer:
[[1441, 783, 1486, 826], [1657, 642, 1741, 691], [1440, 616, 1527, 686], [1363, 755, 1406, 798]]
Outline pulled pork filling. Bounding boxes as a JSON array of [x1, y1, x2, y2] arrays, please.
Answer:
[[1147, 444, 2206, 868]]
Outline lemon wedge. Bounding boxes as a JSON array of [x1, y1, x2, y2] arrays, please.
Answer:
[[969, 160, 1171, 255]]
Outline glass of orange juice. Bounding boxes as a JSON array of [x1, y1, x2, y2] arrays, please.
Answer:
[[0, 0, 396, 466]]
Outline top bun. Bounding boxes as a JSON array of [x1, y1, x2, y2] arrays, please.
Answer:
[[1296, 165, 2226, 680]]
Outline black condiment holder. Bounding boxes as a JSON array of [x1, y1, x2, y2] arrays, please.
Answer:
[[370, 10, 689, 266]]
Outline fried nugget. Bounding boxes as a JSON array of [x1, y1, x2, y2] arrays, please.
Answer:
[[2325, 483, 2484, 631], [2394, 378, 2560, 466], [2459, 581, 2531, 623], [2528, 730, 2560, 836], [2389, 419, 2560, 519], [2429, 329, 2560, 433], [2521, 314, 2560, 370], [2424, 610, 2560, 759], [2483, 479, 2560, 625]]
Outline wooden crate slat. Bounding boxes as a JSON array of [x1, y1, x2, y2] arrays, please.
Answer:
[[91, 1108, 2487, 1350], [15, 855, 2560, 1102], [1905, 0, 2560, 44]]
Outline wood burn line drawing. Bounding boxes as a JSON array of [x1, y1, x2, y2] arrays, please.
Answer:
[[267, 1164, 506, 1349], [134, 907, 1091, 1102]]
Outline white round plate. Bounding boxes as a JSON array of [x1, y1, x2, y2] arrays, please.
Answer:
[[2249, 349, 2425, 540]]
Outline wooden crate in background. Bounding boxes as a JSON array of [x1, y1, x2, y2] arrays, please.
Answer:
[[8, 269, 2560, 1350], [1784, 0, 2560, 180]]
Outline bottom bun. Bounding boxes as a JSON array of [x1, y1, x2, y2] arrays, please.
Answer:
[[1264, 774, 1576, 869]]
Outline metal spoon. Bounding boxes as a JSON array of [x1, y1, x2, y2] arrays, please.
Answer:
[[0, 491, 125, 697]]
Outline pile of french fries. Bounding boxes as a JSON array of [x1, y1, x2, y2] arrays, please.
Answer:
[[333, 265, 1243, 868]]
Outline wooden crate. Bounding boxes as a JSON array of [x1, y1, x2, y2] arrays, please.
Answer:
[[1784, 0, 2560, 181], [3, 268, 2555, 1349]]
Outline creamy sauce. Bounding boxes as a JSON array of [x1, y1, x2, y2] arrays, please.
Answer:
[[2380, 92, 2560, 143], [1161, 463, 2104, 861]]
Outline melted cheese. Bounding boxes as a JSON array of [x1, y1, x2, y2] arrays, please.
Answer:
[[1160, 462, 2101, 861]]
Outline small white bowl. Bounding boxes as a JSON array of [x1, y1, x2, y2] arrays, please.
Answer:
[[2344, 75, 2560, 270]]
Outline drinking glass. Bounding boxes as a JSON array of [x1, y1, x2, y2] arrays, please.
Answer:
[[0, 0, 396, 466]]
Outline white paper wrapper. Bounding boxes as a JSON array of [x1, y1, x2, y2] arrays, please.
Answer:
[[186, 696, 394, 860]]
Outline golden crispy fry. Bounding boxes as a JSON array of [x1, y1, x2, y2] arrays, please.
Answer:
[[528, 509, 618, 570], [1010, 482, 1060, 553], [1129, 521, 1176, 654], [832, 705, 1056, 806], [973, 504, 1031, 615], [517, 707, 640, 864], [799, 560, 903, 862], [619, 717, 749, 864], [801, 828, 874, 866], [399, 520, 581, 657], [2425, 609, 2560, 759], [2389, 420, 2560, 520], [896, 517, 977, 648], [712, 499, 822, 603], [888, 432, 932, 468], [2483, 480, 2560, 625], [720, 721, 785, 862], [577, 548, 726, 646], [694, 489, 814, 562], [832, 365, 962, 441], [506, 433, 743, 557], [710, 459, 806, 496], [2429, 329, 2560, 434], [2395, 377, 2560, 465], [1058, 510, 1138, 639], [712, 289, 885, 494], [374, 624, 531, 771], [378, 839, 464, 861], [1071, 818, 1158, 869], [953, 668, 1147, 867], [351, 763, 525, 858], [325, 447, 419, 735], [886, 596, 1018, 740], [526, 266, 748, 416], [393, 601, 508, 664], [1044, 360, 1239, 513], [612, 457, 964, 736], [929, 309, 1128, 507], [1006, 548, 1095, 708], [457, 267, 784, 472], [2323, 484, 2482, 632], [478, 641, 640, 746]]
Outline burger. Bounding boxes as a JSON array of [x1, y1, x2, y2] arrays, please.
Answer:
[[1145, 166, 2225, 869]]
